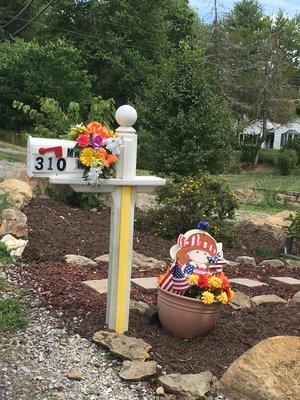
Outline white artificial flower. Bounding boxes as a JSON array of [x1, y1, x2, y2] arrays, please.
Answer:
[[104, 137, 122, 155]]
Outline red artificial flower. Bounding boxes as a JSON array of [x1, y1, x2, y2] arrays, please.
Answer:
[[197, 273, 210, 290], [76, 133, 90, 148]]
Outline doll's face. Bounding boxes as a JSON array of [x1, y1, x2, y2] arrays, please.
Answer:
[[187, 249, 208, 264]]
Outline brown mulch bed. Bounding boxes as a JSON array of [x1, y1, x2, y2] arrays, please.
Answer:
[[12, 261, 299, 378], [22, 198, 172, 263], [18, 198, 300, 378]]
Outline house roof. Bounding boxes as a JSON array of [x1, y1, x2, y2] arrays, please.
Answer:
[[242, 119, 300, 136]]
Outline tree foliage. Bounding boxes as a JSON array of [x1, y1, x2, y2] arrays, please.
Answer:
[[136, 42, 234, 175], [0, 38, 93, 129]]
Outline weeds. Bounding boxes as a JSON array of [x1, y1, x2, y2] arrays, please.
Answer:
[[0, 243, 12, 265], [0, 193, 12, 215], [0, 298, 28, 333]]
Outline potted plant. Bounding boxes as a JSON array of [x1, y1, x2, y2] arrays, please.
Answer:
[[157, 224, 233, 339]]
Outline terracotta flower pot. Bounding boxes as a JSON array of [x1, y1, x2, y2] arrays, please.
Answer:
[[157, 287, 221, 339]]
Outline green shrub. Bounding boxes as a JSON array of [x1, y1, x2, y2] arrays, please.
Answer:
[[226, 150, 242, 173], [137, 130, 156, 171], [286, 211, 300, 238], [0, 193, 12, 215], [259, 149, 279, 166], [0, 298, 28, 333], [283, 137, 300, 163], [47, 185, 106, 210], [240, 143, 259, 166], [0, 243, 12, 265], [13, 96, 115, 139], [278, 149, 298, 175], [136, 173, 238, 246]]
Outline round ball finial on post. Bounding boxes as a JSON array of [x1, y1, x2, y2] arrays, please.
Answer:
[[115, 105, 137, 128]]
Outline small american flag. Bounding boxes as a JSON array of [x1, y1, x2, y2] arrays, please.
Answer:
[[159, 267, 174, 292], [172, 265, 189, 295], [183, 263, 195, 276], [207, 252, 221, 264]]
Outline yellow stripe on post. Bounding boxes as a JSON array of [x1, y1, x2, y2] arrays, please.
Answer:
[[115, 186, 132, 333]]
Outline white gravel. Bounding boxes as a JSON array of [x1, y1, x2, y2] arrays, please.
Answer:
[[0, 307, 157, 400], [0, 160, 24, 181]]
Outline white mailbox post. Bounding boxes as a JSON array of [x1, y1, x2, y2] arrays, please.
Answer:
[[27, 105, 165, 333]]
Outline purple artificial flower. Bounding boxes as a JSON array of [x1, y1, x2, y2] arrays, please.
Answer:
[[92, 134, 104, 149]]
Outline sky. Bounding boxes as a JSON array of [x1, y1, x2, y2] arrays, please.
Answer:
[[189, 0, 300, 21]]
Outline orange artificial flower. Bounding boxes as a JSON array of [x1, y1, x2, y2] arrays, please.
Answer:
[[86, 121, 103, 135], [99, 126, 111, 139], [106, 154, 118, 166], [94, 148, 107, 160]]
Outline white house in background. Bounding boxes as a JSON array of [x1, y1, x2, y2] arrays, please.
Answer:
[[240, 118, 300, 149], [273, 119, 300, 149]]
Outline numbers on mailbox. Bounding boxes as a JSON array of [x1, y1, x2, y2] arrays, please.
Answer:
[[34, 156, 67, 172]]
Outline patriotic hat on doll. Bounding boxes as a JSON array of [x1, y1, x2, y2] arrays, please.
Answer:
[[170, 229, 218, 262]]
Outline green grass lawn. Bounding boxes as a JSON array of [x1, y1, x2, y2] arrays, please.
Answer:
[[0, 140, 26, 163], [221, 170, 300, 193]]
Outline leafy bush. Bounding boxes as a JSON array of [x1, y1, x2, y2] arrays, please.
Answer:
[[0, 38, 94, 130], [259, 149, 279, 166], [286, 211, 300, 238], [137, 130, 156, 171], [13, 96, 115, 138], [0, 243, 12, 265], [283, 137, 300, 163], [278, 149, 298, 175], [226, 150, 242, 173], [0, 193, 12, 215], [240, 143, 259, 166], [136, 42, 234, 175], [0, 298, 28, 333], [47, 185, 106, 210], [136, 173, 237, 246]]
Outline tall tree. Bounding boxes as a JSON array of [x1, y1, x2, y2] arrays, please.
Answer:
[[7, 0, 198, 105], [221, 0, 299, 167], [136, 41, 234, 175]]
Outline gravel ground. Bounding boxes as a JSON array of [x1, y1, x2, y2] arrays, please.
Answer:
[[0, 160, 25, 181], [0, 267, 156, 400]]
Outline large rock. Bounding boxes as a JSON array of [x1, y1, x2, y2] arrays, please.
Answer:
[[290, 291, 300, 303], [234, 211, 296, 241], [158, 371, 214, 399], [1, 234, 27, 258], [92, 331, 151, 361], [0, 208, 28, 239], [236, 256, 256, 265], [0, 179, 33, 209], [95, 250, 166, 270], [234, 188, 263, 204], [119, 360, 157, 381], [251, 294, 287, 305], [229, 291, 251, 310], [284, 259, 300, 270], [259, 259, 284, 268], [64, 254, 97, 267], [130, 300, 158, 324], [136, 193, 157, 212], [214, 336, 300, 400], [4, 165, 51, 197]]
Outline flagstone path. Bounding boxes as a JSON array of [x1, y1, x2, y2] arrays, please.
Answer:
[[83, 274, 300, 296]]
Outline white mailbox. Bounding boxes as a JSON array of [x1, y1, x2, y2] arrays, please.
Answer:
[[27, 136, 84, 178]]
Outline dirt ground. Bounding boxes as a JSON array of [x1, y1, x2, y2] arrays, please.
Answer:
[[14, 198, 300, 378]]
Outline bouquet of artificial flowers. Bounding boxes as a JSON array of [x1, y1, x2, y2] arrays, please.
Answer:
[[68, 121, 122, 183], [158, 263, 234, 305]]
